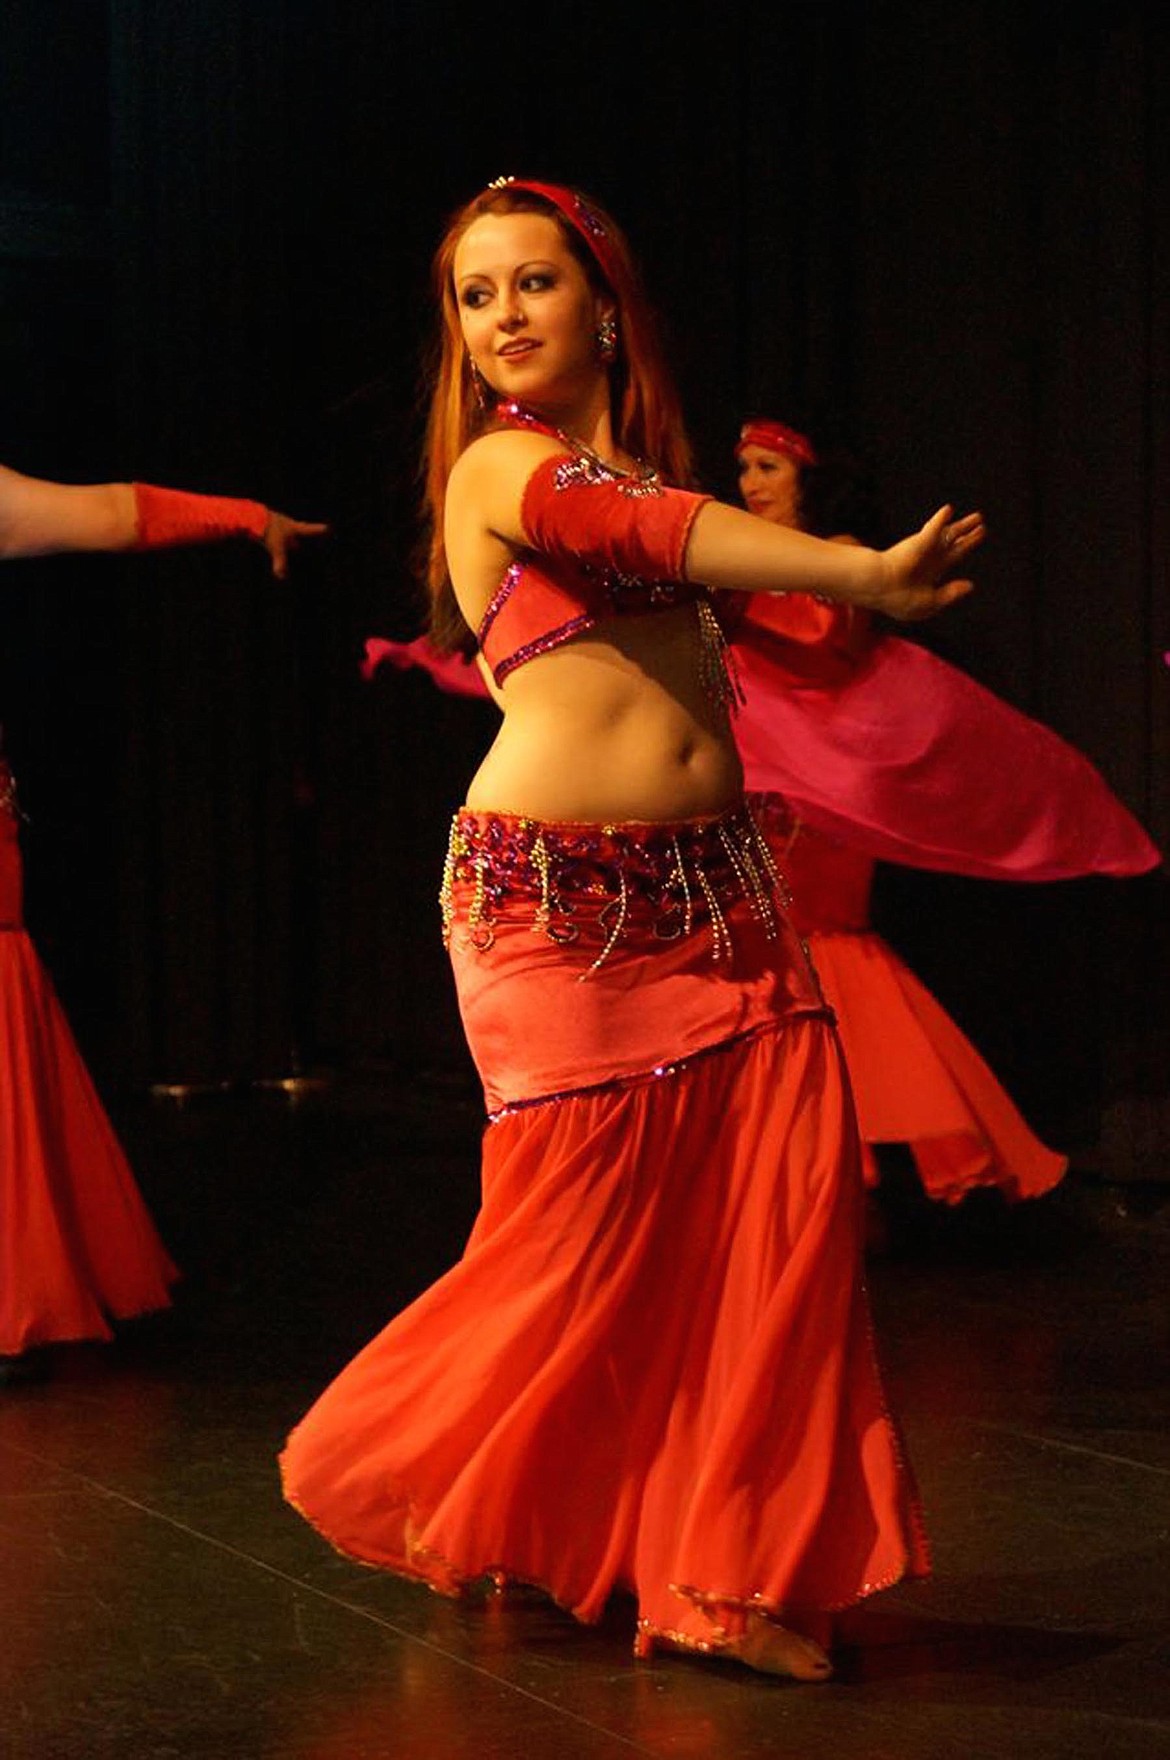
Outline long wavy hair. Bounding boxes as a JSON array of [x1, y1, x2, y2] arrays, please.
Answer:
[[422, 184, 695, 654]]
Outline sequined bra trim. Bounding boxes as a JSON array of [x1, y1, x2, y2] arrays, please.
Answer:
[[476, 403, 741, 708], [476, 555, 706, 688], [441, 801, 790, 974], [477, 558, 596, 685]]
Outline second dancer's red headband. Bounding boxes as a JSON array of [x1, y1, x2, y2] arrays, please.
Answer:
[[736, 419, 817, 468]]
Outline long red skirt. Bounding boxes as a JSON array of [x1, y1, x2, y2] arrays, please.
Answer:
[[282, 807, 927, 1654], [0, 811, 176, 1354], [771, 812, 1067, 1204]]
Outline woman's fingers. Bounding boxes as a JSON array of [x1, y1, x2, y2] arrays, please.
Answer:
[[924, 507, 985, 586], [887, 578, 973, 622], [262, 511, 329, 577], [942, 515, 985, 562], [934, 577, 975, 607]]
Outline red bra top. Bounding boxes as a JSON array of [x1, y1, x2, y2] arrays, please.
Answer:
[[475, 404, 713, 686]]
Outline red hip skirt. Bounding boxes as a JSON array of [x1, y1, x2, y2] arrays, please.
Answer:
[[281, 803, 927, 1654]]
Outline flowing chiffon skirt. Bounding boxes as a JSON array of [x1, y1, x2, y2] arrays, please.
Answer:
[[282, 806, 927, 1654], [0, 813, 176, 1354], [765, 807, 1068, 1205]]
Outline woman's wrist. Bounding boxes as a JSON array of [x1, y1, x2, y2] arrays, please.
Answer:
[[840, 546, 886, 611], [779, 536, 885, 609]]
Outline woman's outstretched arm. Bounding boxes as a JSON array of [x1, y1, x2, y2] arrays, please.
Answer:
[[0, 467, 135, 559], [0, 464, 326, 578], [685, 500, 982, 622], [450, 430, 982, 626]]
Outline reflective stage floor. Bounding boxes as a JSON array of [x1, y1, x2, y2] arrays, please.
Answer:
[[2, 1074, 1168, 1759]]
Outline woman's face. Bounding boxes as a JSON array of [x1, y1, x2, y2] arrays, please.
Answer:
[[737, 444, 802, 528], [454, 211, 611, 409]]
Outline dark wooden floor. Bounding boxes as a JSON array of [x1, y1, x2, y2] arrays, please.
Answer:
[[2, 1075, 1168, 1759]]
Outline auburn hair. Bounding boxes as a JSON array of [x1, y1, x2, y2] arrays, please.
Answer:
[[422, 185, 695, 654]]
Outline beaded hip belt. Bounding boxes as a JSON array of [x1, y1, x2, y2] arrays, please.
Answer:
[[441, 800, 791, 973]]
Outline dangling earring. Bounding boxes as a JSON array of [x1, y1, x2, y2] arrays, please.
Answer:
[[597, 313, 618, 364], [467, 357, 488, 412]]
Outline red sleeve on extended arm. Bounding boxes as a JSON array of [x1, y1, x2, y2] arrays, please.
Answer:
[[132, 482, 269, 550], [520, 454, 711, 582]]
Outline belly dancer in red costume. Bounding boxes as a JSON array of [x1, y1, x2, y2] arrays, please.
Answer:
[[281, 177, 986, 1679], [0, 466, 324, 1382]]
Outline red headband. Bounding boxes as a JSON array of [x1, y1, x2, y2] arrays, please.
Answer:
[[736, 419, 817, 468], [484, 176, 622, 295]]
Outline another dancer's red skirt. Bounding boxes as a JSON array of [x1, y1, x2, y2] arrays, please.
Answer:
[[282, 804, 928, 1655], [764, 810, 1067, 1204], [0, 804, 176, 1354]]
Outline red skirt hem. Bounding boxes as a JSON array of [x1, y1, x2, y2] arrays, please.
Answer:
[[282, 1018, 927, 1651], [0, 927, 177, 1354]]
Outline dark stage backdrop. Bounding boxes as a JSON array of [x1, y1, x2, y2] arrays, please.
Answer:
[[1, 0, 1166, 1175]]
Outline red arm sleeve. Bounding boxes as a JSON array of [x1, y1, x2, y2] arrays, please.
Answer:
[[132, 482, 269, 550], [520, 455, 710, 581]]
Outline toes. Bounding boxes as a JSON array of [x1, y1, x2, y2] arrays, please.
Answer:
[[733, 1620, 833, 1681]]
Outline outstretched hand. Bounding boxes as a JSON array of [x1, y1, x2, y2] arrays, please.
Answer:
[[872, 506, 985, 622], [262, 510, 329, 579]]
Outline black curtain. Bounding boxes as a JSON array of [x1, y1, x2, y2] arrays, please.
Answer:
[[2, 0, 1166, 1171]]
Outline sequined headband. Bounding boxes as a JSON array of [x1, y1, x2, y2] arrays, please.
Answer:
[[736, 419, 817, 469], [485, 175, 622, 295]]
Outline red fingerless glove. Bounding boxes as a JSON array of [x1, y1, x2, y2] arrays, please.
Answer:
[[520, 455, 710, 582], [132, 482, 269, 551]]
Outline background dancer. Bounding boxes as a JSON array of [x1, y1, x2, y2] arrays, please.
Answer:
[[735, 417, 1070, 1206], [0, 465, 325, 1383]]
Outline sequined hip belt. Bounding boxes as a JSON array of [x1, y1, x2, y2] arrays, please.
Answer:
[[441, 799, 792, 972]]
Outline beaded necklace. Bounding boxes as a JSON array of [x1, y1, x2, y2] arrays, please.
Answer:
[[494, 401, 663, 498]]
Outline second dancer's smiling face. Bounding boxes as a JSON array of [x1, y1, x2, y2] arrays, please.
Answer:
[[454, 212, 611, 410], [737, 445, 802, 528]]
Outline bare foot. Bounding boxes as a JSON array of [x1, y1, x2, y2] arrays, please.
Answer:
[[727, 1614, 833, 1681]]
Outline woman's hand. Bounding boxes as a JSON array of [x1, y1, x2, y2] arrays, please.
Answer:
[[869, 506, 985, 622], [261, 510, 329, 579]]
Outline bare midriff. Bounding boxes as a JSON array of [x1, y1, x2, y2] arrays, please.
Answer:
[[464, 603, 743, 823]]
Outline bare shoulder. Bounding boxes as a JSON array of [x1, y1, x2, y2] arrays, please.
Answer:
[[447, 428, 568, 502], [446, 429, 571, 551]]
